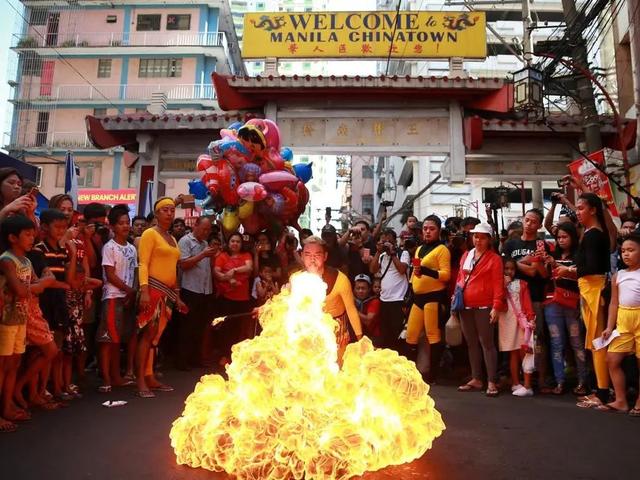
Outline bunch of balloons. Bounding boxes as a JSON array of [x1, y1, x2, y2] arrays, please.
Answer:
[[188, 118, 313, 235]]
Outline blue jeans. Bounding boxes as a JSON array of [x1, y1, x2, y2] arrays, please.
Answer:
[[544, 302, 587, 384]]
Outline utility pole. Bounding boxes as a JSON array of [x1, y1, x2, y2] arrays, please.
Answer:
[[522, 0, 543, 209], [562, 0, 603, 153]]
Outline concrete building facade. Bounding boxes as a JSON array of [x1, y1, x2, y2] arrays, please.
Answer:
[[7, 0, 243, 204]]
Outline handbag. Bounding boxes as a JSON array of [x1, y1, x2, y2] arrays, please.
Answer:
[[445, 314, 463, 346], [552, 286, 580, 309], [451, 251, 485, 312]]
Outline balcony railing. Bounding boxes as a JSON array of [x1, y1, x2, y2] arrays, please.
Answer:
[[15, 84, 216, 102], [12, 31, 225, 48], [10, 131, 93, 149]]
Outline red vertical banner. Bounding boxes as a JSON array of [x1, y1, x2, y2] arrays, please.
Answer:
[[568, 150, 619, 217], [40, 61, 55, 96]]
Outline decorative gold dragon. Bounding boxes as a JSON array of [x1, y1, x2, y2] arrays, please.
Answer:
[[442, 13, 479, 31], [250, 15, 287, 31]]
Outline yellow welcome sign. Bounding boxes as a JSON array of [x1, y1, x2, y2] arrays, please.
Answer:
[[242, 11, 487, 59]]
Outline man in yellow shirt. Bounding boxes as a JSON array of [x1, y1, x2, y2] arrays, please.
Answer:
[[301, 236, 363, 363]]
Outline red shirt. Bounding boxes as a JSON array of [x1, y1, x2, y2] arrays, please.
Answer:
[[457, 250, 506, 311], [214, 252, 252, 301], [359, 297, 382, 338]]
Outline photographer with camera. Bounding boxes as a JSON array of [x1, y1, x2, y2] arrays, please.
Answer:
[[370, 228, 411, 352], [544, 187, 578, 237]]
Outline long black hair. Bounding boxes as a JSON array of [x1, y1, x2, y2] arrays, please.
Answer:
[[555, 221, 579, 255], [578, 192, 610, 250]]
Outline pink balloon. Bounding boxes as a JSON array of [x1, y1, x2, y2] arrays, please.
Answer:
[[237, 182, 267, 202], [259, 170, 299, 192]]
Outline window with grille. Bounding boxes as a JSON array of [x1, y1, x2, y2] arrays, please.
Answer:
[[21, 52, 42, 76], [97, 59, 112, 78], [93, 108, 107, 116], [35, 112, 49, 146], [362, 164, 374, 178], [361, 195, 373, 217], [138, 58, 182, 78], [167, 14, 190, 30], [30, 9, 48, 25], [136, 14, 161, 31]]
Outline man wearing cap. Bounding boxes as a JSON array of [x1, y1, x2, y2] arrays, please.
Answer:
[[300, 236, 363, 364], [370, 228, 410, 352], [353, 273, 382, 347]]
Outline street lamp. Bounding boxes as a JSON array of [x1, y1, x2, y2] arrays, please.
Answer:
[[513, 66, 544, 118]]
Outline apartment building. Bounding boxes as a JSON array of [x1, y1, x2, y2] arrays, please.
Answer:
[[7, 0, 243, 202]]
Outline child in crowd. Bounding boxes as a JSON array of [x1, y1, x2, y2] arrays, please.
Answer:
[[400, 215, 421, 245], [499, 258, 536, 397], [252, 264, 280, 306], [0, 216, 52, 429], [601, 234, 640, 415], [353, 274, 382, 347], [372, 277, 382, 297], [27, 209, 76, 402], [97, 205, 138, 392]]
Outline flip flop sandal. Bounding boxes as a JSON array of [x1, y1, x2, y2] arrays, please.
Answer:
[[98, 385, 112, 393], [151, 384, 174, 392], [594, 404, 629, 414], [42, 390, 54, 401], [136, 390, 156, 399], [486, 388, 500, 397], [457, 384, 482, 392], [576, 399, 602, 409], [56, 392, 73, 402], [0, 421, 17, 433], [119, 380, 136, 387], [628, 408, 640, 417]]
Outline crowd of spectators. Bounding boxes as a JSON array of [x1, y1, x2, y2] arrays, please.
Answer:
[[1, 164, 640, 433]]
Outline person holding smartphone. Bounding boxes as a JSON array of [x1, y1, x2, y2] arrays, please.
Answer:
[[0, 168, 37, 223]]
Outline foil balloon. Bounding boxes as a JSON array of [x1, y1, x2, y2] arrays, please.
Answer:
[[260, 188, 298, 219], [238, 163, 262, 183], [293, 162, 313, 184], [218, 138, 251, 171], [238, 200, 254, 219], [296, 181, 309, 216], [196, 154, 214, 172], [246, 118, 281, 150], [280, 147, 293, 162], [205, 159, 240, 206], [238, 124, 267, 156], [241, 212, 264, 235], [259, 170, 299, 192], [188, 179, 209, 200], [222, 207, 240, 233], [220, 121, 243, 139], [237, 182, 268, 202], [260, 148, 285, 172]]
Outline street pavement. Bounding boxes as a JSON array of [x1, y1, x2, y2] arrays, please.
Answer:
[[1, 368, 636, 480]]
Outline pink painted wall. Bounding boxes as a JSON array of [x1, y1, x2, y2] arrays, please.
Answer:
[[129, 57, 197, 83], [52, 58, 124, 85]]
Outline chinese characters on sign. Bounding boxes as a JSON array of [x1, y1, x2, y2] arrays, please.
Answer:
[[243, 11, 487, 59], [278, 117, 448, 148]]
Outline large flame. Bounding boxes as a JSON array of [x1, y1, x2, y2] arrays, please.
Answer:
[[170, 272, 445, 479]]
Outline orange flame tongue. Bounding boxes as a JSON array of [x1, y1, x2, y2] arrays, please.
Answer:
[[170, 272, 445, 479]]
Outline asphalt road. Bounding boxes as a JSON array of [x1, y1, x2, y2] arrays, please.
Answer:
[[1, 368, 636, 480]]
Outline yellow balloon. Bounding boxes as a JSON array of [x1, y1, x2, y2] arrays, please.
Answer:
[[222, 207, 240, 232], [238, 200, 254, 219]]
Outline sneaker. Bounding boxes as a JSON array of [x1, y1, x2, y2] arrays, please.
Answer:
[[512, 386, 534, 397], [511, 384, 524, 392]]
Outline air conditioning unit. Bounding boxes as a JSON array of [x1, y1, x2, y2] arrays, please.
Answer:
[[449, 57, 467, 78]]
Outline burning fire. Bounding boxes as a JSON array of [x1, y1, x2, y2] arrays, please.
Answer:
[[170, 272, 445, 479]]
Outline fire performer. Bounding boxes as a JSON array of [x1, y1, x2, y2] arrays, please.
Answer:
[[300, 236, 363, 362], [136, 197, 187, 398]]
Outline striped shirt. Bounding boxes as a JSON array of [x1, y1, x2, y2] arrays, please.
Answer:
[[31, 240, 69, 281]]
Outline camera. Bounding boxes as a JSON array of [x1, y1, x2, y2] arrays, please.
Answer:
[[550, 192, 562, 204], [381, 200, 394, 208]]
